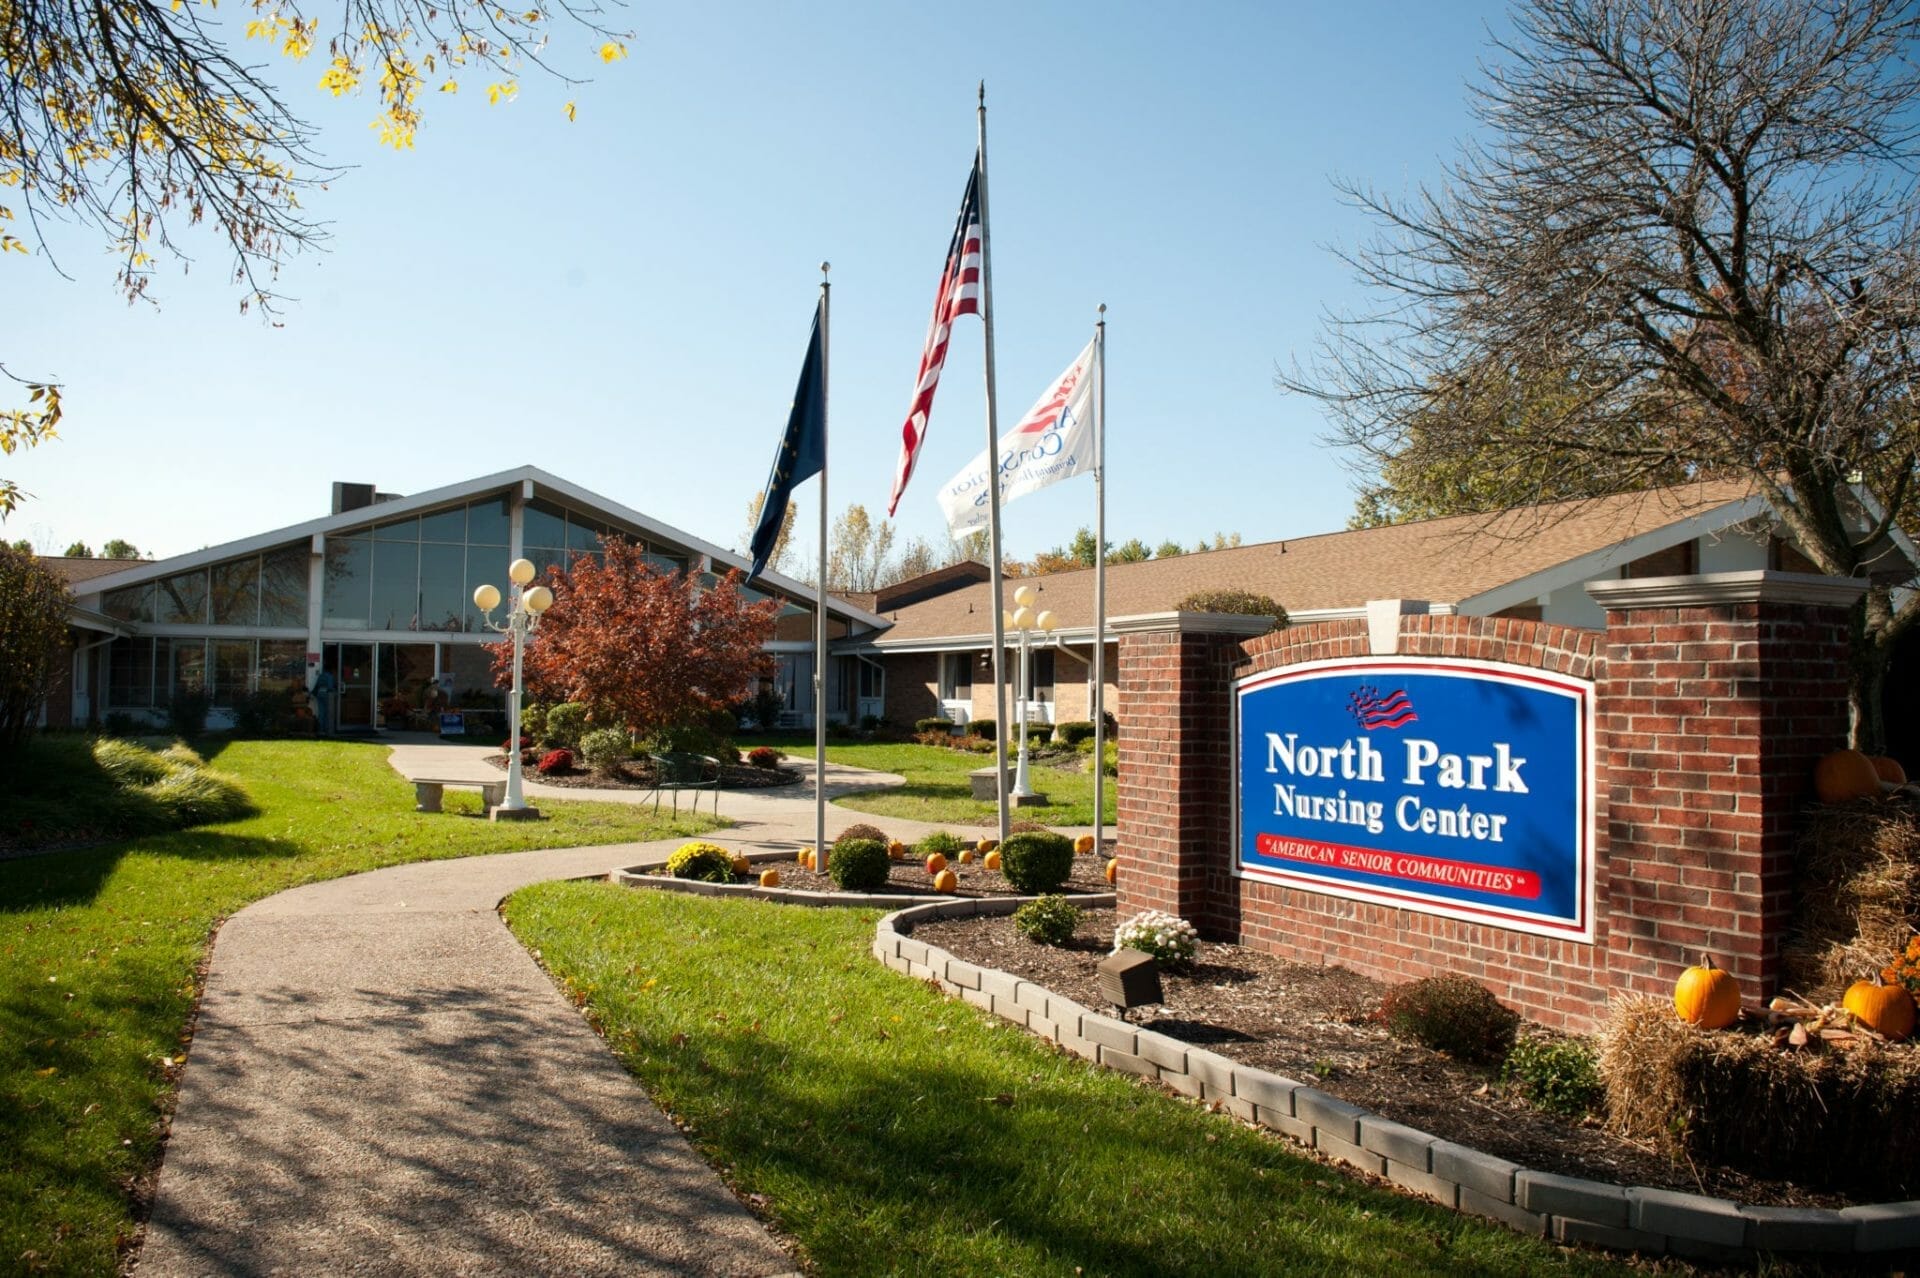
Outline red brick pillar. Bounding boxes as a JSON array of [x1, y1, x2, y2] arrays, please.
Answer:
[[1112, 612, 1273, 929], [1587, 570, 1864, 1001]]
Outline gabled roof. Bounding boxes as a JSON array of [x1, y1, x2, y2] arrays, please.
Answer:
[[867, 478, 1774, 648], [44, 556, 150, 587], [64, 466, 889, 631]]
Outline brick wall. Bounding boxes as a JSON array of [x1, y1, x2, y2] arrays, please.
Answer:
[[882, 651, 941, 726], [1112, 574, 1864, 1033]]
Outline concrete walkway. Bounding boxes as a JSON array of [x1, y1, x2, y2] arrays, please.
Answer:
[[139, 740, 1100, 1276]]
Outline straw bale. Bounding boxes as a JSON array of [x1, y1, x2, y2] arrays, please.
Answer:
[[1783, 795, 1920, 1000], [1597, 994, 1920, 1196]]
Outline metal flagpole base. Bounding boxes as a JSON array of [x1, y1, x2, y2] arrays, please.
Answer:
[[489, 805, 542, 822]]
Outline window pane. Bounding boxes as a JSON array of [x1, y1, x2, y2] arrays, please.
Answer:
[[522, 498, 566, 551], [374, 517, 419, 542], [1033, 650, 1055, 701], [442, 643, 502, 708], [466, 496, 510, 546], [645, 553, 685, 575], [108, 637, 156, 707], [170, 639, 207, 696], [157, 570, 208, 624], [210, 557, 260, 626], [257, 640, 305, 693], [418, 542, 468, 632], [323, 538, 373, 629], [211, 641, 253, 706], [419, 506, 466, 543], [259, 546, 309, 627], [369, 539, 420, 631], [567, 514, 604, 552], [103, 585, 155, 622]]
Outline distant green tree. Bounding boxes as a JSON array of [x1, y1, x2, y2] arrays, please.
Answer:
[[1154, 540, 1187, 559], [10, 538, 34, 554], [1108, 538, 1152, 564], [63, 541, 92, 558], [102, 539, 140, 560]]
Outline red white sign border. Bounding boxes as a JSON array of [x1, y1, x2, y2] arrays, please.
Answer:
[[1231, 656, 1597, 945]]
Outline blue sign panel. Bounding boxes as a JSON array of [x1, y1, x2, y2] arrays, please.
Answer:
[[1235, 658, 1593, 941]]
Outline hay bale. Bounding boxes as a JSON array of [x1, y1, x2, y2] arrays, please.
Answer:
[[1597, 994, 1920, 1196], [1784, 795, 1920, 999]]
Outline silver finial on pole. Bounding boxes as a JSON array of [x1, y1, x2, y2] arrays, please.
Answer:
[[821, 261, 830, 277], [1098, 302, 1107, 316], [978, 80, 985, 105]]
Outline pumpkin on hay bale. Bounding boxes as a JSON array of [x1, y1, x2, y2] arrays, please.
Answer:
[[1782, 793, 1920, 999], [1597, 994, 1920, 1196]]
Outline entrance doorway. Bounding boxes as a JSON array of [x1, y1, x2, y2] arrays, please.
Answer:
[[324, 643, 375, 731]]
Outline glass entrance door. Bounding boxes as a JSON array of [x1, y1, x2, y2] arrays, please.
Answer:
[[325, 643, 375, 730]]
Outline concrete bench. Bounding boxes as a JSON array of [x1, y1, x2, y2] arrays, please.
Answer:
[[413, 778, 507, 813]]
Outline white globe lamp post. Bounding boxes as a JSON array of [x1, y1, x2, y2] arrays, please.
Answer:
[[474, 558, 553, 820], [1003, 586, 1058, 799]]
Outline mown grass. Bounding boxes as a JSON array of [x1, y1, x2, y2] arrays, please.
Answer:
[[504, 884, 1639, 1278], [755, 734, 1115, 826], [0, 738, 720, 1277]]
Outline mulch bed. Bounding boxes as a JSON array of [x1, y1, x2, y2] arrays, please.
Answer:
[[911, 907, 1859, 1209], [485, 754, 803, 791], [748, 853, 1114, 900]]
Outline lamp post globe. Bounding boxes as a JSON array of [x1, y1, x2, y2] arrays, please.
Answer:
[[1006, 597, 1059, 799], [473, 564, 547, 821]]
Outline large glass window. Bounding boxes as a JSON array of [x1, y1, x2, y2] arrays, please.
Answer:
[[324, 537, 373, 629], [157, 570, 208, 624], [260, 547, 309, 626], [466, 495, 510, 547], [211, 641, 253, 705], [418, 505, 466, 544], [522, 498, 567, 554], [369, 539, 419, 630], [102, 584, 155, 623], [169, 639, 207, 696], [1032, 650, 1055, 703], [418, 543, 468, 632], [374, 516, 419, 542], [257, 641, 306, 693], [442, 643, 502, 708], [942, 653, 973, 701], [108, 637, 157, 706], [210, 557, 260, 626]]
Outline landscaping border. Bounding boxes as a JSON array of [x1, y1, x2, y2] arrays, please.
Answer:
[[611, 851, 1111, 911], [870, 898, 1920, 1262]]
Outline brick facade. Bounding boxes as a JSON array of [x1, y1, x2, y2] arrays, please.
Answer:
[[1113, 573, 1864, 1032]]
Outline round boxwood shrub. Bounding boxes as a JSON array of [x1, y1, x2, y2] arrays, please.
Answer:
[[1013, 895, 1082, 946], [833, 822, 891, 849], [967, 718, 997, 741], [666, 840, 736, 883], [544, 702, 589, 749], [579, 727, 630, 776], [828, 838, 891, 892], [998, 831, 1075, 893], [1381, 974, 1519, 1066]]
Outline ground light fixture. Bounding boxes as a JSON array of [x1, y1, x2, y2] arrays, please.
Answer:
[[1002, 584, 1058, 799], [1096, 948, 1163, 1018], [474, 558, 553, 820]]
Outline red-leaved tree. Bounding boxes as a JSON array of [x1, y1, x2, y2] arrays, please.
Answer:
[[495, 538, 780, 737]]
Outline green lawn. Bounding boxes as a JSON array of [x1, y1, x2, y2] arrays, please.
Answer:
[[504, 884, 1638, 1278], [0, 738, 720, 1277], [756, 734, 1115, 826]]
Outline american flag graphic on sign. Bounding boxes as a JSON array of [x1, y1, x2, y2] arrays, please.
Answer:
[[1349, 686, 1418, 730], [887, 159, 984, 517]]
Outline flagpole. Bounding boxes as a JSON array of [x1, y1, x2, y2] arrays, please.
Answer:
[[977, 83, 1011, 847], [1092, 304, 1107, 862], [815, 263, 830, 871]]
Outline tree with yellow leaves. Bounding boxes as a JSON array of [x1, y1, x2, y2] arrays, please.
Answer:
[[0, 0, 629, 510]]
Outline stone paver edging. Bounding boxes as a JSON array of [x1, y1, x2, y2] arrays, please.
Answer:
[[868, 899, 1920, 1263]]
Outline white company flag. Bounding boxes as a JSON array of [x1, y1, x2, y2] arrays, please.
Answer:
[[936, 338, 1097, 540]]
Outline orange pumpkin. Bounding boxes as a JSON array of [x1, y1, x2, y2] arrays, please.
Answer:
[[983, 849, 1002, 871], [1844, 980, 1916, 1041], [887, 840, 908, 860], [1104, 857, 1118, 885], [1870, 755, 1909, 786], [1815, 749, 1883, 803], [932, 868, 958, 893], [731, 854, 752, 876], [758, 868, 781, 888], [925, 852, 949, 876], [796, 845, 812, 865], [1674, 955, 1741, 1028], [1074, 835, 1095, 855], [959, 849, 975, 864], [976, 838, 998, 855]]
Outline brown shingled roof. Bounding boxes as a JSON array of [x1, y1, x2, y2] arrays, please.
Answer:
[[44, 556, 149, 587], [872, 479, 1763, 644]]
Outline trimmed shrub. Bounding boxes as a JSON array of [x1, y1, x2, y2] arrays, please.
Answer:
[[579, 727, 629, 776], [915, 717, 956, 735], [165, 686, 212, 737], [536, 748, 574, 775], [666, 841, 736, 883], [998, 831, 1075, 893], [747, 745, 783, 768], [91, 737, 171, 787], [544, 702, 589, 749], [914, 830, 966, 857], [1381, 975, 1519, 1066], [1114, 909, 1199, 968], [1502, 1034, 1604, 1118], [828, 838, 891, 892], [967, 718, 997, 741], [751, 685, 785, 730], [519, 702, 548, 746], [834, 822, 891, 849], [1013, 895, 1082, 946], [1174, 589, 1287, 635], [1053, 720, 1096, 746]]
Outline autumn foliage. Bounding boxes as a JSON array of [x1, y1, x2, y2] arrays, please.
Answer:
[[496, 538, 779, 738]]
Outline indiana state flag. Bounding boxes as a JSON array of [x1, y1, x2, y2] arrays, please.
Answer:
[[748, 301, 826, 581]]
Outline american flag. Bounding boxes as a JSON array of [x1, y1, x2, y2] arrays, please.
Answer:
[[887, 159, 983, 517], [1350, 686, 1418, 731]]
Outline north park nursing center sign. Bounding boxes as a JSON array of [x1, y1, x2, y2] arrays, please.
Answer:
[[1235, 659, 1594, 941]]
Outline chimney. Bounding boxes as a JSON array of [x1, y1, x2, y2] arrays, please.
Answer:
[[331, 482, 376, 515]]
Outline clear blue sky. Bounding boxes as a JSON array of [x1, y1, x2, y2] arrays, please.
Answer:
[[9, 0, 1511, 565]]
